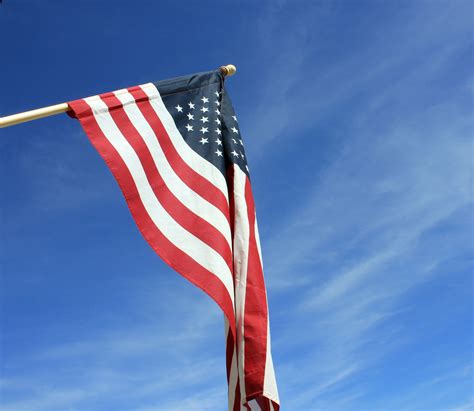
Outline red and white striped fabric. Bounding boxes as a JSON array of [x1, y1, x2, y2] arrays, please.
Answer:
[[68, 70, 279, 410]]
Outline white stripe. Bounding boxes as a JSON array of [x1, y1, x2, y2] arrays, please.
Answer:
[[225, 317, 239, 411], [254, 217, 263, 268], [113, 90, 232, 249], [229, 350, 239, 410], [247, 400, 262, 411], [232, 165, 251, 403], [253, 216, 280, 404], [85, 95, 235, 304], [263, 320, 279, 404], [140, 83, 229, 204]]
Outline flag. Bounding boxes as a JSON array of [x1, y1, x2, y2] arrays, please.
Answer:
[[68, 69, 280, 410]]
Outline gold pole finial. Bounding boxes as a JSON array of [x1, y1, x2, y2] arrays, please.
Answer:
[[220, 64, 237, 77]]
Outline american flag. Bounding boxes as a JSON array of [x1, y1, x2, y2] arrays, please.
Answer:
[[68, 69, 279, 411]]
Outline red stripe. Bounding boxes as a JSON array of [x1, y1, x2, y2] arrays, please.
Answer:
[[226, 329, 234, 383], [99, 93, 233, 272], [68, 98, 236, 338], [127, 86, 231, 225], [226, 166, 236, 242], [225, 332, 242, 411], [243, 176, 269, 399], [255, 397, 271, 411], [234, 379, 242, 411]]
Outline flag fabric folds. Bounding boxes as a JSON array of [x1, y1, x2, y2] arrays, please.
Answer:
[[68, 70, 279, 410]]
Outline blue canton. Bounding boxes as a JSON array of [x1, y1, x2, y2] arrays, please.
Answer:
[[154, 70, 249, 178]]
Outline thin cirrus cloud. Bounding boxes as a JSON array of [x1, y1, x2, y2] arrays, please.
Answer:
[[0, 283, 228, 411], [1, 1, 472, 411], [238, 2, 473, 410]]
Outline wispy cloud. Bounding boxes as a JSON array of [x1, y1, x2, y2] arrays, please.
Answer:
[[238, 1, 473, 410], [0, 283, 227, 411], [1, 2, 472, 411]]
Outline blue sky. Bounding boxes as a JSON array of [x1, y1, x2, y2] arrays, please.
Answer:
[[0, 1, 472, 410]]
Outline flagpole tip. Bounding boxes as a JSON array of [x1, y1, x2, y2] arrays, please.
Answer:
[[220, 64, 237, 77]]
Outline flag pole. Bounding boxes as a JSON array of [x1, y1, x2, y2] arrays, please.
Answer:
[[0, 64, 237, 129]]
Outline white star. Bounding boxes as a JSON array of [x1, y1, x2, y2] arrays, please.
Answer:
[[199, 137, 209, 144], [215, 118, 221, 125], [215, 109, 221, 115], [200, 116, 209, 123], [231, 126, 239, 134], [200, 106, 209, 113], [215, 149, 223, 157], [215, 100, 220, 106], [239, 139, 243, 145], [231, 150, 239, 157], [240, 152, 245, 159], [215, 138, 222, 145], [232, 115, 238, 122], [201, 96, 209, 104], [232, 138, 237, 144], [187, 113, 194, 120], [215, 128, 222, 135], [188, 102, 195, 109], [185, 124, 193, 132], [200, 127, 209, 133], [246, 165, 249, 172], [214, 91, 220, 97], [175, 105, 183, 112]]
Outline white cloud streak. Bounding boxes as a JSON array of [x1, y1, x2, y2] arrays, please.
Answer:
[[236, 1, 474, 409]]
